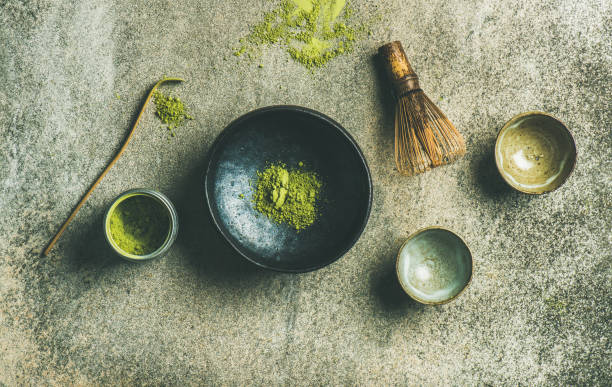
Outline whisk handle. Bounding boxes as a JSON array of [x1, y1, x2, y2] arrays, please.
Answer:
[[378, 41, 421, 97]]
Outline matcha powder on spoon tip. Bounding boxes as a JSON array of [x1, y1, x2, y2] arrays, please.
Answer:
[[152, 89, 193, 137]]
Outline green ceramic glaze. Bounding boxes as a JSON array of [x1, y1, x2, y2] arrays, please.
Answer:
[[396, 227, 472, 305], [495, 112, 577, 194]]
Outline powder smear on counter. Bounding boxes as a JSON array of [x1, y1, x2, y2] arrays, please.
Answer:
[[152, 90, 193, 137], [253, 163, 322, 230], [110, 195, 170, 255], [235, 0, 360, 70]]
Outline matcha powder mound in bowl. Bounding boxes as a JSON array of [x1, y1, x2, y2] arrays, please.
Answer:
[[253, 163, 322, 230]]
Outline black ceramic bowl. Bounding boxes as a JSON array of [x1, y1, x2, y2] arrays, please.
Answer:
[[205, 106, 372, 273]]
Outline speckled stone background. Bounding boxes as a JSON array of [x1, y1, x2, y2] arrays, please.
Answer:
[[1, 0, 610, 385]]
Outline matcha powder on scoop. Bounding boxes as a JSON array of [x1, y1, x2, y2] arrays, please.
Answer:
[[152, 89, 193, 137]]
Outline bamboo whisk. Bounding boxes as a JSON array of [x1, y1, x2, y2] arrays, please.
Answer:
[[379, 41, 466, 175]]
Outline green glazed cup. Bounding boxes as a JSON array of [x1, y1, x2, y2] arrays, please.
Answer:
[[495, 111, 577, 194]]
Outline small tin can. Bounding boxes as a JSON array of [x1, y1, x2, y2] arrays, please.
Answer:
[[104, 188, 179, 262]]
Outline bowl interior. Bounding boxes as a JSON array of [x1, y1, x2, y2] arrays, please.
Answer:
[[205, 106, 371, 272], [397, 228, 472, 304], [495, 112, 576, 194]]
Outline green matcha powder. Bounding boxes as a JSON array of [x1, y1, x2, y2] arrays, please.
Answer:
[[235, 0, 359, 70], [253, 163, 322, 230], [152, 90, 193, 137], [110, 195, 170, 255]]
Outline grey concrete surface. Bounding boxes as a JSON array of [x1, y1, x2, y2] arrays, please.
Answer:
[[1, 0, 610, 385]]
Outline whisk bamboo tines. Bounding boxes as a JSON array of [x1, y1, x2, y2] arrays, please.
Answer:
[[379, 41, 466, 175]]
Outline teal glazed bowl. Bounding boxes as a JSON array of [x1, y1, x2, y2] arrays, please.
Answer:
[[396, 227, 472, 305]]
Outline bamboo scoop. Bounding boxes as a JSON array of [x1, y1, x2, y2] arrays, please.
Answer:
[[42, 77, 184, 256]]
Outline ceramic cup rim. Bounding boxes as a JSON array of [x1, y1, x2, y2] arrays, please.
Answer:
[[103, 188, 179, 262], [494, 111, 577, 195], [395, 226, 473, 305]]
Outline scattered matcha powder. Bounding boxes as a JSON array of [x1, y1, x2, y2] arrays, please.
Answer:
[[544, 297, 569, 313], [152, 90, 193, 137], [235, 0, 360, 70], [253, 163, 322, 230], [110, 195, 170, 255]]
